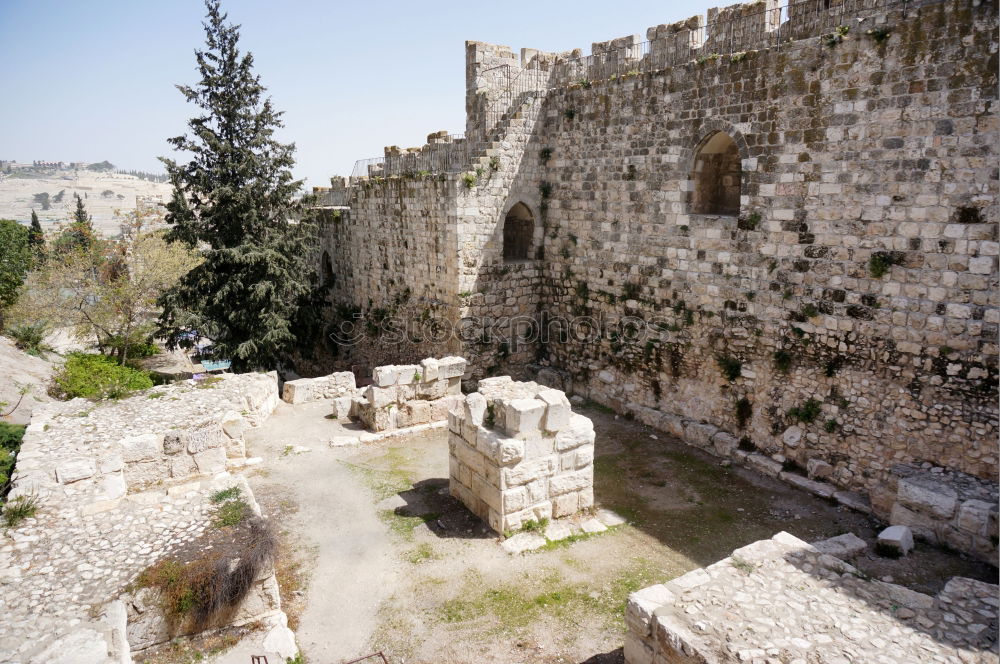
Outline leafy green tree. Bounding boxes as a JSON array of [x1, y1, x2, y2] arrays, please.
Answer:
[[157, 0, 320, 371], [28, 210, 44, 257], [87, 160, 115, 172], [32, 192, 51, 210], [0, 219, 31, 313]]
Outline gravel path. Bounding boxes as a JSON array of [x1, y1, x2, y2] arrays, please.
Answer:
[[245, 401, 400, 662]]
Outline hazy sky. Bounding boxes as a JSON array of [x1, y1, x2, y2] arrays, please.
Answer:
[[1, 0, 716, 189]]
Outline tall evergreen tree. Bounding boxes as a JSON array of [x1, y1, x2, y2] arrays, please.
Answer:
[[73, 193, 91, 227], [52, 194, 96, 254], [157, 0, 320, 371], [28, 210, 45, 256]]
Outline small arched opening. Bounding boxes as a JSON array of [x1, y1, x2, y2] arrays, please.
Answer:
[[321, 250, 334, 286], [689, 131, 742, 216], [502, 202, 534, 262]]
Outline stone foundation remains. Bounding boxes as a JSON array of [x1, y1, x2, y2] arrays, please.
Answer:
[[625, 532, 1000, 664], [448, 377, 595, 533], [358, 356, 467, 431], [0, 374, 289, 664]]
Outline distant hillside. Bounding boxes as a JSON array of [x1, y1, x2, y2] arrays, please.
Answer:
[[0, 170, 172, 236]]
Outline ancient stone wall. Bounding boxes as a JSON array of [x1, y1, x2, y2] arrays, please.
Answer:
[[535, 0, 998, 505], [448, 377, 595, 533], [1, 374, 289, 663], [319, 0, 998, 559], [624, 531, 999, 663], [357, 356, 467, 431]]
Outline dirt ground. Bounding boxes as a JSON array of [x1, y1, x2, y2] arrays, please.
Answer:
[[237, 400, 996, 664]]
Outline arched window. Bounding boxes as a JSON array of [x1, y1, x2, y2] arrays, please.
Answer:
[[690, 132, 741, 216], [502, 202, 534, 262], [321, 250, 334, 285]]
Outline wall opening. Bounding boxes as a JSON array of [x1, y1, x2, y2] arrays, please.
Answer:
[[321, 250, 334, 286], [503, 202, 534, 262], [689, 131, 742, 216]]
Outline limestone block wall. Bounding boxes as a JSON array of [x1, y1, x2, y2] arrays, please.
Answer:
[[1, 376, 286, 664], [318, 0, 998, 561], [281, 370, 357, 404], [448, 377, 595, 533], [9, 373, 279, 510], [874, 463, 999, 563], [624, 531, 999, 664], [357, 356, 467, 431], [535, 0, 998, 497]]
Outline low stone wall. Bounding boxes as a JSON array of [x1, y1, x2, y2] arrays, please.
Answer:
[[357, 356, 467, 432], [9, 373, 279, 512], [448, 376, 595, 533], [604, 398, 999, 565], [281, 370, 357, 405], [1, 374, 288, 664], [625, 532, 1000, 664], [871, 463, 999, 564]]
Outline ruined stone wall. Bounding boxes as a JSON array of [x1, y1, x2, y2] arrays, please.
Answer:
[[319, 0, 998, 546], [534, 0, 998, 499], [448, 377, 595, 533]]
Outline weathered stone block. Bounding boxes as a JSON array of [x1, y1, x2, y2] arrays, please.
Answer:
[[55, 457, 96, 484], [420, 357, 440, 382], [503, 456, 556, 486], [552, 491, 578, 517], [878, 525, 914, 556], [956, 499, 995, 537], [897, 476, 958, 519], [812, 532, 867, 559], [684, 422, 717, 450], [711, 431, 738, 457], [186, 424, 225, 454], [395, 365, 421, 385], [365, 385, 397, 408], [169, 454, 198, 478], [464, 391, 488, 426], [193, 447, 227, 475], [281, 378, 314, 404], [807, 458, 834, 479], [438, 356, 467, 379], [549, 469, 592, 496], [220, 411, 247, 440], [372, 365, 400, 387], [537, 388, 571, 431], [554, 414, 595, 451], [331, 396, 354, 420], [746, 453, 782, 478], [120, 433, 163, 463]]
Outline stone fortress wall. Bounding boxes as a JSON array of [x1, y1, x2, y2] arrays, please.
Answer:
[[316, 0, 998, 560]]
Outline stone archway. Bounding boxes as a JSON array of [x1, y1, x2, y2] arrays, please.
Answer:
[[502, 202, 534, 262], [689, 131, 742, 216]]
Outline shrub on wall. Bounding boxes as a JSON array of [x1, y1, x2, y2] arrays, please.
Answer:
[[51, 353, 154, 400]]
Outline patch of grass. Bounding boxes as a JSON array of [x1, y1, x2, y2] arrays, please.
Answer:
[[2, 493, 39, 528], [0, 422, 26, 498], [194, 375, 223, 389], [582, 399, 615, 415], [774, 350, 792, 373], [406, 542, 436, 564], [875, 541, 902, 559], [869, 251, 903, 278], [823, 419, 838, 433], [209, 486, 241, 504], [213, 498, 250, 528], [382, 510, 442, 539], [339, 448, 414, 500], [461, 173, 476, 189], [730, 555, 757, 575]]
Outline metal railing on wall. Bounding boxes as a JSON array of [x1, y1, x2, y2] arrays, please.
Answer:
[[348, 0, 907, 181]]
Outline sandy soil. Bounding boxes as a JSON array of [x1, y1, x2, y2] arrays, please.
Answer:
[[0, 336, 56, 424], [228, 400, 996, 664]]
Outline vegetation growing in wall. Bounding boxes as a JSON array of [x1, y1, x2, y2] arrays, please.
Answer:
[[538, 182, 553, 199], [539, 147, 553, 163], [787, 398, 822, 424], [563, 109, 576, 121], [868, 251, 904, 278], [822, 25, 850, 47], [716, 355, 742, 382], [737, 211, 761, 231], [461, 173, 476, 189], [735, 397, 753, 429], [865, 26, 891, 43]]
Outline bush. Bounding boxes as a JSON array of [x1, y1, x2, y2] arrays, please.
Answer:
[[136, 517, 276, 629], [51, 353, 154, 400], [0, 422, 26, 495], [788, 398, 822, 424], [6, 322, 48, 355], [716, 355, 742, 382]]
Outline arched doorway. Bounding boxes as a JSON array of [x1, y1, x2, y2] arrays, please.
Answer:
[[321, 250, 334, 286], [502, 202, 534, 262], [689, 132, 741, 216]]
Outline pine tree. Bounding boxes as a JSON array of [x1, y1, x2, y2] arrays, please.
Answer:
[[52, 194, 96, 254], [157, 0, 320, 371], [28, 210, 44, 257]]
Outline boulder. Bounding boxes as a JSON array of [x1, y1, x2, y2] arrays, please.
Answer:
[[878, 525, 914, 556], [812, 532, 867, 559]]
